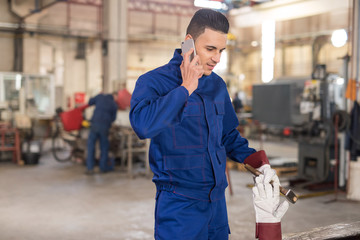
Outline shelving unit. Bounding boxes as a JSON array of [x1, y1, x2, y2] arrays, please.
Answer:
[[0, 123, 21, 164]]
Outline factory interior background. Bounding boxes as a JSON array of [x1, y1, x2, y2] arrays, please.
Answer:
[[1, 0, 360, 239]]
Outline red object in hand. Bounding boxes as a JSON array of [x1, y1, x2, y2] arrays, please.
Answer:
[[77, 104, 89, 112], [60, 105, 88, 131], [117, 89, 132, 110]]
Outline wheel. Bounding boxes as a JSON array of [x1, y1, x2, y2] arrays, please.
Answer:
[[52, 133, 73, 162]]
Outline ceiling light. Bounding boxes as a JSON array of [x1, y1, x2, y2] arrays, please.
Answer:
[[336, 77, 344, 85], [15, 74, 22, 90], [251, 41, 258, 47], [194, 0, 228, 11], [331, 29, 347, 48]]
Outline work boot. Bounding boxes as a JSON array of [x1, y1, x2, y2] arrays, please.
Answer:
[[85, 169, 94, 175]]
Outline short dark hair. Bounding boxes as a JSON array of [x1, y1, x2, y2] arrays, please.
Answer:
[[186, 9, 229, 41]]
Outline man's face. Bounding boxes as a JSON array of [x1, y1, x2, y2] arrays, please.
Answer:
[[193, 28, 227, 76]]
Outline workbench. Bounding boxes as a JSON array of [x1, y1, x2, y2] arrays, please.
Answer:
[[110, 125, 150, 178], [121, 127, 150, 178]]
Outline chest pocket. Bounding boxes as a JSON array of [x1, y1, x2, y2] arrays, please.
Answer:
[[172, 103, 203, 149], [215, 102, 225, 144]]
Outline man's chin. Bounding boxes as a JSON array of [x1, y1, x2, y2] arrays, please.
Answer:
[[204, 71, 212, 76]]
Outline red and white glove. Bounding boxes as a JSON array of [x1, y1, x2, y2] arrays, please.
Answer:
[[252, 175, 289, 240]]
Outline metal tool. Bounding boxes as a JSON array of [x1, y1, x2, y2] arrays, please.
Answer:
[[245, 164, 298, 204]]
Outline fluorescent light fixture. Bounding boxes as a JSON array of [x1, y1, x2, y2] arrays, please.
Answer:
[[261, 20, 275, 83], [262, 58, 274, 84], [331, 29, 347, 48], [194, 0, 228, 11], [15, 74, 22, 90], [261, 20, 275, 59], [238, 74, 245, 87], [336, 77, 344, 85], [239, 74, 245, 81]]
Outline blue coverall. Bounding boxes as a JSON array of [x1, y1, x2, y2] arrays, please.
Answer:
[[86, 94, 118, 172], [130, 49, 260, 239]]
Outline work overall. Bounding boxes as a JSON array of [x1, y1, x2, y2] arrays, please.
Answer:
[[130, 49, 258, 239], [86, 94, 117, 172]]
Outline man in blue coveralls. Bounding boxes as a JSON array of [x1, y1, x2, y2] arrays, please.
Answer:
[[86, 92, 118, 175], [130, 9, 288, 240]]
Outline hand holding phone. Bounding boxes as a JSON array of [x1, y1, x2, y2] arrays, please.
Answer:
[[180, 38, 203, 95], [181, 39, 196, 62]]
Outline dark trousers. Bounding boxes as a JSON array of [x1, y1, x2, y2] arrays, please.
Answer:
[[86, 126, 110, 172]]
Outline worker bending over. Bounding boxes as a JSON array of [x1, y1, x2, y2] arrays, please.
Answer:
[[86, 92, 118, 175]]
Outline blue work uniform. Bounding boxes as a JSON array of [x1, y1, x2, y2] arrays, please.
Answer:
[[86, 94, 118, 172], [130, 49, 259, 240]]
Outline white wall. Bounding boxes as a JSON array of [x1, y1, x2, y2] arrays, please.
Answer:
[[0, 0, 17, 72], [127, 41, 178, 93], [23, 36, 40, 74], [0, 36, 14, 71]]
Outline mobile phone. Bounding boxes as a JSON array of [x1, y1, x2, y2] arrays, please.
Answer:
[[181, 39, 196, 62]]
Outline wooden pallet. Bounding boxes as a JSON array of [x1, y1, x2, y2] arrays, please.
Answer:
[[273, 166, 298, 177]]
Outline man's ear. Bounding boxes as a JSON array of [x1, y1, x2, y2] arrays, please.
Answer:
[[184, 34, 193, 41]]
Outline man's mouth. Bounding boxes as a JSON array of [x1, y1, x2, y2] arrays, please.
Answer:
[[207, 64, 216, 70]]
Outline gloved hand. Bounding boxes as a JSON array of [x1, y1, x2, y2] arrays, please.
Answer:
[[256, 164, 277, 184], [252, 175, 289, 223]]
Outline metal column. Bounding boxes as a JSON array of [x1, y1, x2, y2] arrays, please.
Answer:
[[102, 0, 128, 93]]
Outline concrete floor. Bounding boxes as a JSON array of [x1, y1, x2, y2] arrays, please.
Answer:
[[1, 139, 360, 240]]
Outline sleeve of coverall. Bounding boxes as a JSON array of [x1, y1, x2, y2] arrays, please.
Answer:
[[111, 103, 117, 123], [88, 95, 98, 106], [130, 76, 189, 139], [222, 94, 269, 168]]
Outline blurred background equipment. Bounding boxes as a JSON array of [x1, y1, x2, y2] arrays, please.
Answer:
[[0, 122, 21, 164], [253, 77, 308, 127], [51, 105, 89, 163], [0, 73, 55, 164], [252, 64, 348, 186]]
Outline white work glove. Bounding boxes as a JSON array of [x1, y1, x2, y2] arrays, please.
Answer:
[[257, 164, 277, 184], [252, 175, 289, 223]]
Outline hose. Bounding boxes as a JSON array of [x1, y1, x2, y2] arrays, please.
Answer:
[[332, 110, 360, 145]]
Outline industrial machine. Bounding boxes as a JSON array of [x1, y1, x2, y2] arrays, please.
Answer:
[[0, 72, 55, 164], [0, 72, 55, 120], [252, 65, 346, 183]]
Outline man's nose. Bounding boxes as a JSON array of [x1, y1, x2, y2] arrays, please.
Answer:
[[212, 52, 221, 63]]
